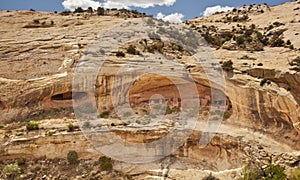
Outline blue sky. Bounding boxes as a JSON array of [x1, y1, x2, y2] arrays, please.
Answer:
[[0, 0, 291, 20]]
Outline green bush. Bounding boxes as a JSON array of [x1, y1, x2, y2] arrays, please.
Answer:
[[222, 60, 234, 71], [60, 11, 71, 16], [87, 7, 93, 14], [232, 16, 239, 22], [97, 7, 105, 16], [242, 164, 263, 180], [203, 32, 213, 44], [67, 150, 78, 164], [287, 168, 300, 180], [241, 164, 286, 180], [223, 112, 231, 119], [203, 173, 219, 180], [99, 156, 113, 171], [33, 19, 40, 24], [236, 35, 246, 45], [264, 164, 286, 180], [291, 56, 300, 66], [26, 121, 39, 131], [165, 106, 179, 114], [166, 106, 173, 114], [17, 157, 26, 166], [68, 123, 75, 132], [126, 45, 140, 55], [116, 51, 125, 57], [3, 164, 21, 178], [99, 111, 110, 118], [74, 7, 84, 13], [267, 25, 274, 31]]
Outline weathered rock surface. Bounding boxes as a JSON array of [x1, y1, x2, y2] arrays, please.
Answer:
[[0, 2, 300, 179]]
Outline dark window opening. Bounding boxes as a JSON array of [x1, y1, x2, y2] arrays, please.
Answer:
[[51, 92, 72, 101]]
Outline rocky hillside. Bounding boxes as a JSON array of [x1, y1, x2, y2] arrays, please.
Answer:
[[0, 2, 300, 180]]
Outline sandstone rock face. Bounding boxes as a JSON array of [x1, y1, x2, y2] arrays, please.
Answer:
[[0, 4, 300, 179], [0, 10, 123, 122], [0, 73, 71, 123]]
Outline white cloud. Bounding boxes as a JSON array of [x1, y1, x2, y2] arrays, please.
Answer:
[[62, 0, 101, 11], [62, 0, 177, 11], [102, 0, 176, 9], [203, 5, 234, 16], [156, 12, 184, 23]]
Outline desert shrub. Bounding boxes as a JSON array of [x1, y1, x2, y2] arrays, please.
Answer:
[[203, 173, 219, 180], [165, 106, 179, 114], [99, 111, 110, 118], [286, 40, 291, 45], [232, 15, 239, 22], [226, 16, 232, 21], [116, 51, 125, 57], [242, 164, 263, 180], [98, 156, 113, 171], [74, 7, 84, 13], [241, 14, 249, 21], [203, 32, 213, 44], [68, 123, 75, 132], [26, 121, 39, 131], [87, 7, 93, 13], [0, 124, 4, 129], [267, 25, 274, 31], [223, 112, 231, 119], [256, 32, 268, 45], [291, 56, 300, 66], [3, 164, 21, 178], [131, 9, 140, 14], [222, 60, 234, 71], [270, 36, 285, 47], [263, 164, 286, 180], [60, 11, 71, 16], [260, 79, 268, 86], [97, 7, 105, 15], [287, 168, 300, 180], [166, 106, 173, 114], [126, 45, 139, 55], [236, 35, 245, 45], [17, 157, 26, 166], [273, 21, 284, 27], [33, 19, 40, 24], [67, 150, 78, 164], [289, 45, 294, 49]]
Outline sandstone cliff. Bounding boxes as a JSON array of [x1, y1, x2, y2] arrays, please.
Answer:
[[0, 2, 300, 179]]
